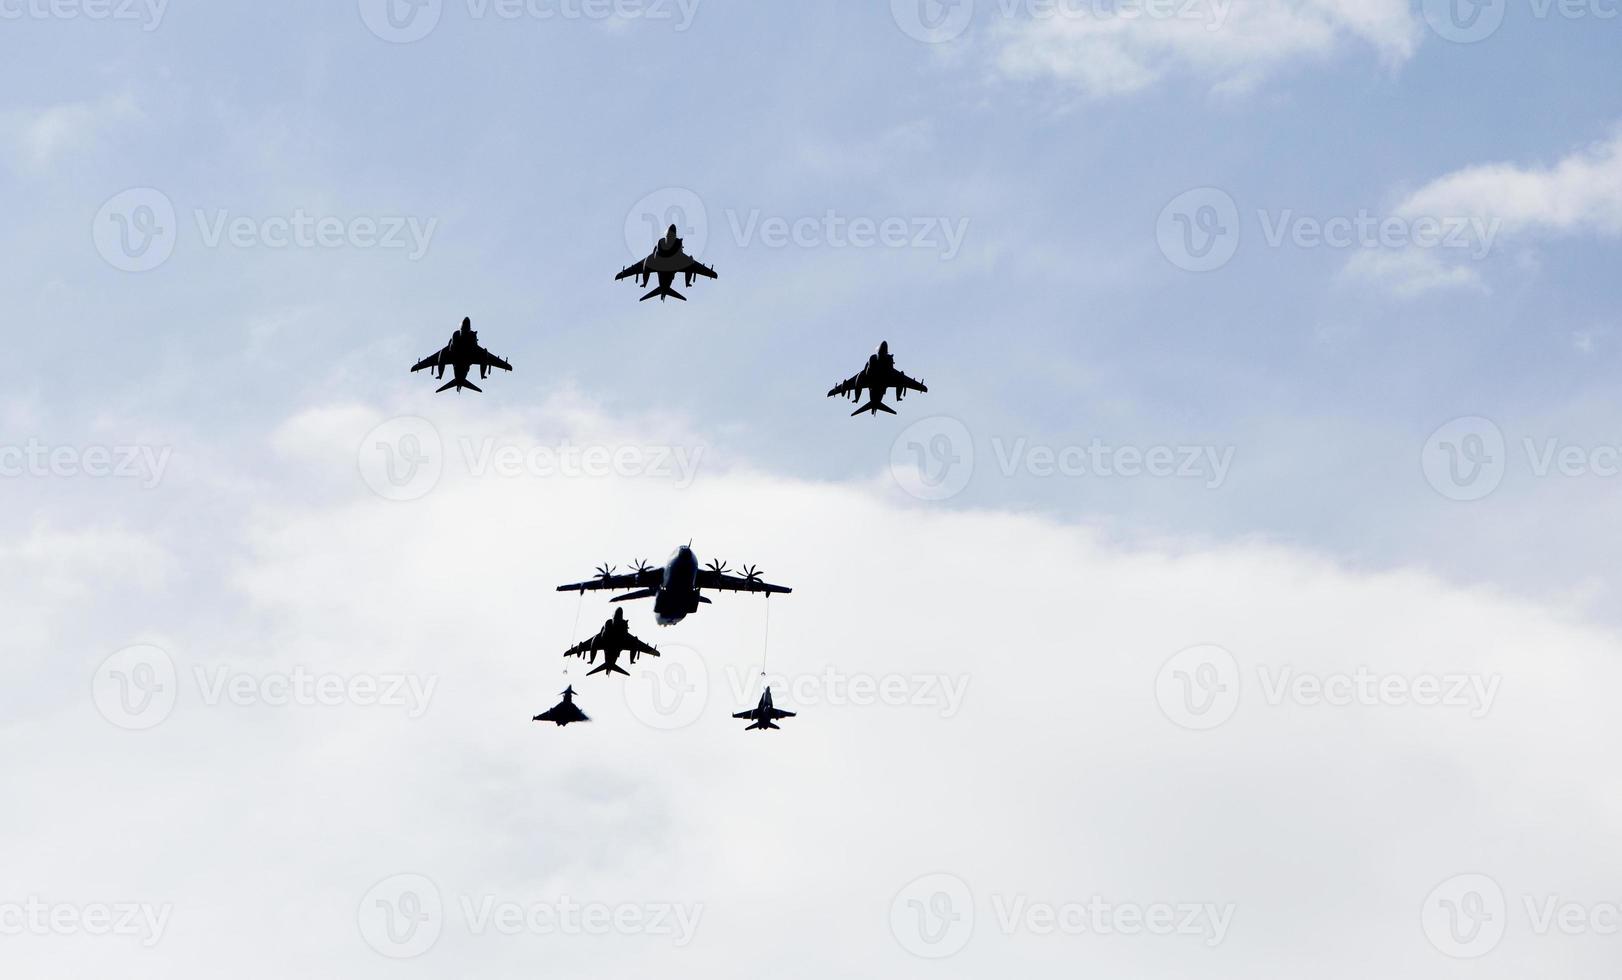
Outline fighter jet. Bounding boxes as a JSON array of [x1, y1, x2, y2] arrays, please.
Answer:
[[827, 341, 928, 417], [734, 687, 796, 731], [615, 224, 717, 302], [410, 317, 513, 393], [564, 608, 660, 677], [557, 545, 791, 626], [532, 686, 589, 727]]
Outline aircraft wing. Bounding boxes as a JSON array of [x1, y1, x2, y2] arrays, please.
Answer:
[[698, 569, 792, 595], [627, 635, 660, 658], [615, 259, 646, 281], [476, 347, 513, 372], [563, 638, 595, 659], [556, 566, 663, 594], [409, 350, 444, 373], [826, 373, 862, 399], [686, 259, 718, 280], [769, 707, 797, 720], [885, 366, 928, 394]]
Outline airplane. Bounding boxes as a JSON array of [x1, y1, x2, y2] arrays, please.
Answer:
[[557, 545, 791, 626], [533, 686, 589, 727], [827, 341, 928, 417], [615, 224, 718, 302], [734, 687, 796, 731], [410, 317, 513, 393], [564, 608, 660, 677]]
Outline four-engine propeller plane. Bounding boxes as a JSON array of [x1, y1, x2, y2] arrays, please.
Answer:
[[827, 341, 928, 416], [616, 224, 718, 302], [411, 317, 513, 393], [556, 545, 791, 626], [564, 609, 660, 677]]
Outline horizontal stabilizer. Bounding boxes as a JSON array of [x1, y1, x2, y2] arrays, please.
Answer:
[[587, 661, 630, 677], [640, 285, 687, 303], [852, 400, 896, 416]]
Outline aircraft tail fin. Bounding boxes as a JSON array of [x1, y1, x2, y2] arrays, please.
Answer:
[[852, 400, 897, 417], [640, 285, 687, 303], [437, 379, 483, 394]]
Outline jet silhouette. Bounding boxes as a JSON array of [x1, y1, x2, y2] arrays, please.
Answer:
[[734, 687, 796, 731], [410, 317, 513, 393], [827, 341, 928, 416], [615, 224, 718, 302], [533, 686, 590, 726], [564, 608, 660, 677], [557, 545, 791, 626]]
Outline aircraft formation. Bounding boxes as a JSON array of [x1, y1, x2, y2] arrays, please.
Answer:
[[403, 224, 933, 731]]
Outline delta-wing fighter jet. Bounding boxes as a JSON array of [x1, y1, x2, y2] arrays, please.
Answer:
[[411, 317, 513, 393], [564, 608, 660, 677], [533, 686, 589, 727], [616, 224, 717, 302], [827, 341, 927, 416]]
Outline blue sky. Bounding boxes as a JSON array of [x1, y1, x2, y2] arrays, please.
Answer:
[[5, 3, 1622, 977], [6, 0, 1622, 603]]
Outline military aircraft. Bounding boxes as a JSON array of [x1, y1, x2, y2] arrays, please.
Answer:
[[410, 317, 513, 393], [616, 224, 717, 302], [827, 341, 928, 416], [564, 609, 660, 677], [533, 686, 589, 727], [557, 545, 791, 626], [734, 687, 796, 731]]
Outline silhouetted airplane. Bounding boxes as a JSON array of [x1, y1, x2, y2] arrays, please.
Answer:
[[557, 545, 791, 626], [410, 317, 513, 393], [734, 687, 795, 731], [564, 608, 660, 677], [827, 341, 928, 416], [533, 686, 589, 726], [616, 224, 717, 302]]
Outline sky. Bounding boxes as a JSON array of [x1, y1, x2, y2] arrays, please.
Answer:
[[3, 1, 1622, 977]]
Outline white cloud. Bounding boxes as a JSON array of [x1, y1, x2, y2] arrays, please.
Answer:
[[1351, 128, 1622, 295], [2, 398, 1619, 977], [2, 93, 141, 173], [992, 0, 1421, 98]]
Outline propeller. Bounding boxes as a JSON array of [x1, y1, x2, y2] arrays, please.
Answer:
[[631, 558, 654, 576], [741, 564, 765, 584], [595, 563, 617, 582], [705, 559, 731, 576]]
